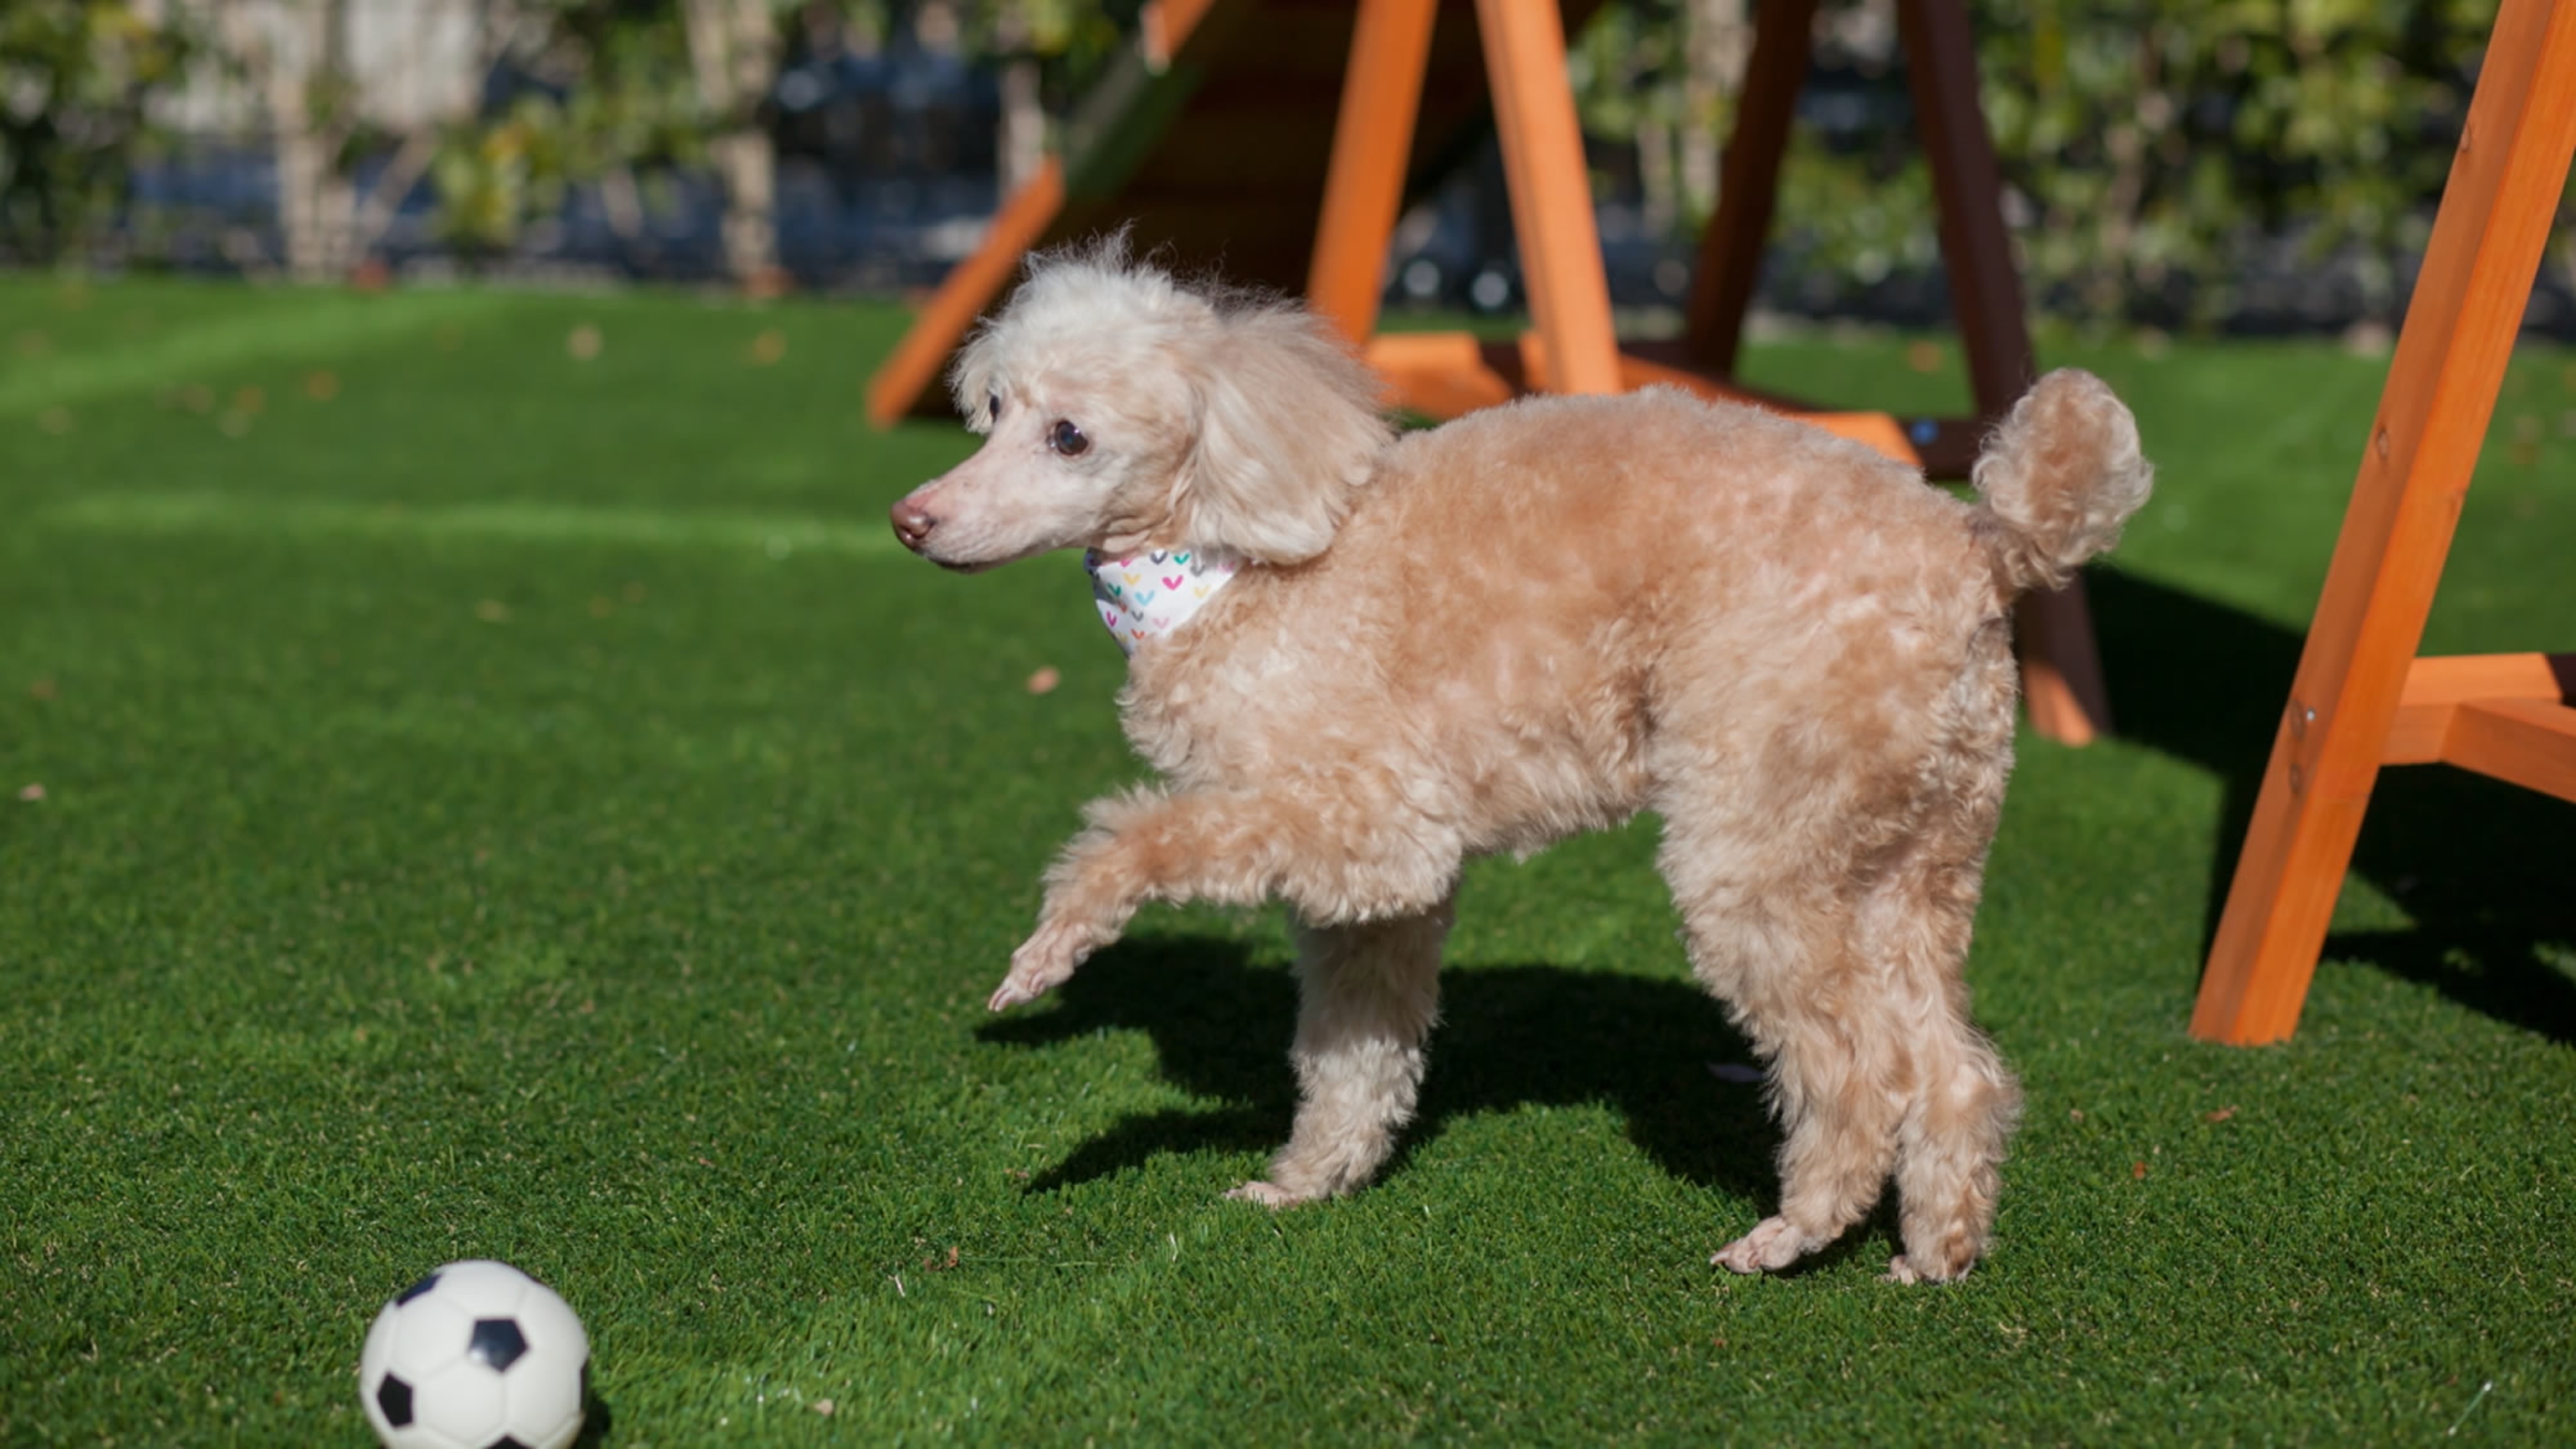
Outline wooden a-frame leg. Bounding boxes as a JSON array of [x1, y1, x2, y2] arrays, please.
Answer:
[[1473, 0, 1621, 395], [1307, 0, 1442, 345], [1895, 0, 2032, 416], [1895, 0, 2109, 744], [1683, 0, 1818, 374], [2191, 0, 2576, 1045]]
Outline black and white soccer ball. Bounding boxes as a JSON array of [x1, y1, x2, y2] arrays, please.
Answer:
[[359, 1260, 590, 1449]]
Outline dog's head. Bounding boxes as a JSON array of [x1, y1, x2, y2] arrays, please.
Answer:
[[890, 243, 1394, 571]]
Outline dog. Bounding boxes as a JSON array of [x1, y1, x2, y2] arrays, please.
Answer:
[[890, 243, 2151, 1282]]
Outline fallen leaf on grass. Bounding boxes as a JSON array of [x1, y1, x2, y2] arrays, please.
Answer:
[[30, 680, 56, 700], [2204, 1105, 2238, 1123], [2131, 1161, 2148, 1180], [232, 386, 265, 416], [2068, 1107, 2085, 1121], [811, 1399, 835, 1416], [567, 324, 603, 361], [304, 370, 340, 402], [922, 1246, 959, 1272], [475, 599, 510, 622], [749, 329, 787, 365], [1026, 666, 1061, 695], [19, 783, 45, 801]]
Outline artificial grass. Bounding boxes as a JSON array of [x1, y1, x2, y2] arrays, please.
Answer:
[[2, 272, 2570, 1445]]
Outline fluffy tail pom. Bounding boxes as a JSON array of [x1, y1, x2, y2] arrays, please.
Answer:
[[1969, 369, 2154, 594]]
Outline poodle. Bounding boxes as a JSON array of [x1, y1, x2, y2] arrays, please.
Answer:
[[889, 244, 2152, 1282]]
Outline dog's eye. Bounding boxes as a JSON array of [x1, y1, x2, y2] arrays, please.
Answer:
[[987, 392, 1001, 423], [1049, 419, 1089, 458]]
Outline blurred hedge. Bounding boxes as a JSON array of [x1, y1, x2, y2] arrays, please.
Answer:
[[1580, 0, 2513, 328], [4, 0, 2553, 329]]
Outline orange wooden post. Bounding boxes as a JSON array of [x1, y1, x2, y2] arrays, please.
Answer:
[[1307, 0, 1443, 344], [865, 159, 1066, 427], [2191, 0, 2576, 1045], [1473, 0, 1622, 395]]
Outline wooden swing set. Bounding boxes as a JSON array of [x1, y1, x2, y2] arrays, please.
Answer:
[[869, 0, 2115, 744], [869, 0, 2576, 1044]]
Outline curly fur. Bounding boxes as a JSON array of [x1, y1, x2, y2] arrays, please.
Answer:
[[891, 246, 2153, 1282]]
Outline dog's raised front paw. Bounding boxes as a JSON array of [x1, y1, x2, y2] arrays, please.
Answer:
[[1711, 1216, 1814, 1275], [986, 923, 1089, 1011]]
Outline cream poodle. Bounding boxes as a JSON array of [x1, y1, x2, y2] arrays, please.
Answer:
[[890, 244, 2152, 1282]]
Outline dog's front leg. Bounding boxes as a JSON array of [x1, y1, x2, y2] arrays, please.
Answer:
[[1228, 897, 1454, 1207], [986, 783, 1455, 1012], [987, 788, 1267, 1011]]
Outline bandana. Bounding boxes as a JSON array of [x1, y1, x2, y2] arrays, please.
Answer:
[[1084, 547, 1241, 655]]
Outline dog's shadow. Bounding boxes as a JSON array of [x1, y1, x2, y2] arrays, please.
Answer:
[[977, 935, 1784, 1208]]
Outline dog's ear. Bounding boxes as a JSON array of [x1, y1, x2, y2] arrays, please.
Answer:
[[946, 322, 1004, 436], [1173, 305, 1394, 564]]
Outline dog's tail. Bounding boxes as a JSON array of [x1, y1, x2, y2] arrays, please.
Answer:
[[1968, 369, 2153, 595]]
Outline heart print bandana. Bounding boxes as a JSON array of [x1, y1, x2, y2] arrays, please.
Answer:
[[1084, 547, 1241, 655]]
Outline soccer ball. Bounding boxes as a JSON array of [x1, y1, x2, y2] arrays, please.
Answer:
[[359, 1260, 590, 1449]]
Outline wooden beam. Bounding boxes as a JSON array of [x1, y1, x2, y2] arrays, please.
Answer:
[[2382, 651, 2576, 762], [2192, 0, 2576, 1046], [1893, 0, 2033, 417], [1307, 0, 1443, 344], [1891, 0, 2110, 745], [1611, 347, 1925, 465], [864, 158, 1065, 428], [1684, 0, 1819, 373], [1473, 0, 1621, 396], [1365, 331, 1519, 416], [2015, 587, 2110, 746], [1143, 0, 1220, 64], [2442, 698, 2576, 803]]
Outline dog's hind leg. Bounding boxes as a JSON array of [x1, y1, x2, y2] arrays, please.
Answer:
[[1657, 798, 1910, 1277], [1228, 894, 1454, 1207], [1872, 670, 2022, 1283]]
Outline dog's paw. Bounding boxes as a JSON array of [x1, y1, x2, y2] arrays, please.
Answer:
[[1711, 1216, 1813, 1276], [1881, 1251, 1974, 1285], [986, 924, 1089, 1011], [1223, 1179, 1316, 1209]]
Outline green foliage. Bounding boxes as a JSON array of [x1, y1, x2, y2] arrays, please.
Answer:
[[1570, 0, 2509, 327], [963, 0, 1143, 121], [429, 4, 708, 257], [0, 0, 198, 262], [1975, 0, 2500, 324]]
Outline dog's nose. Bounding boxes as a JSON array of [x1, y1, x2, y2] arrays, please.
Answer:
[[890, 499, 937, 552]]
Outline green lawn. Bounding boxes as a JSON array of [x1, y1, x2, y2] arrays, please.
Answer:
[[3, 274, 2570, 1444]]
